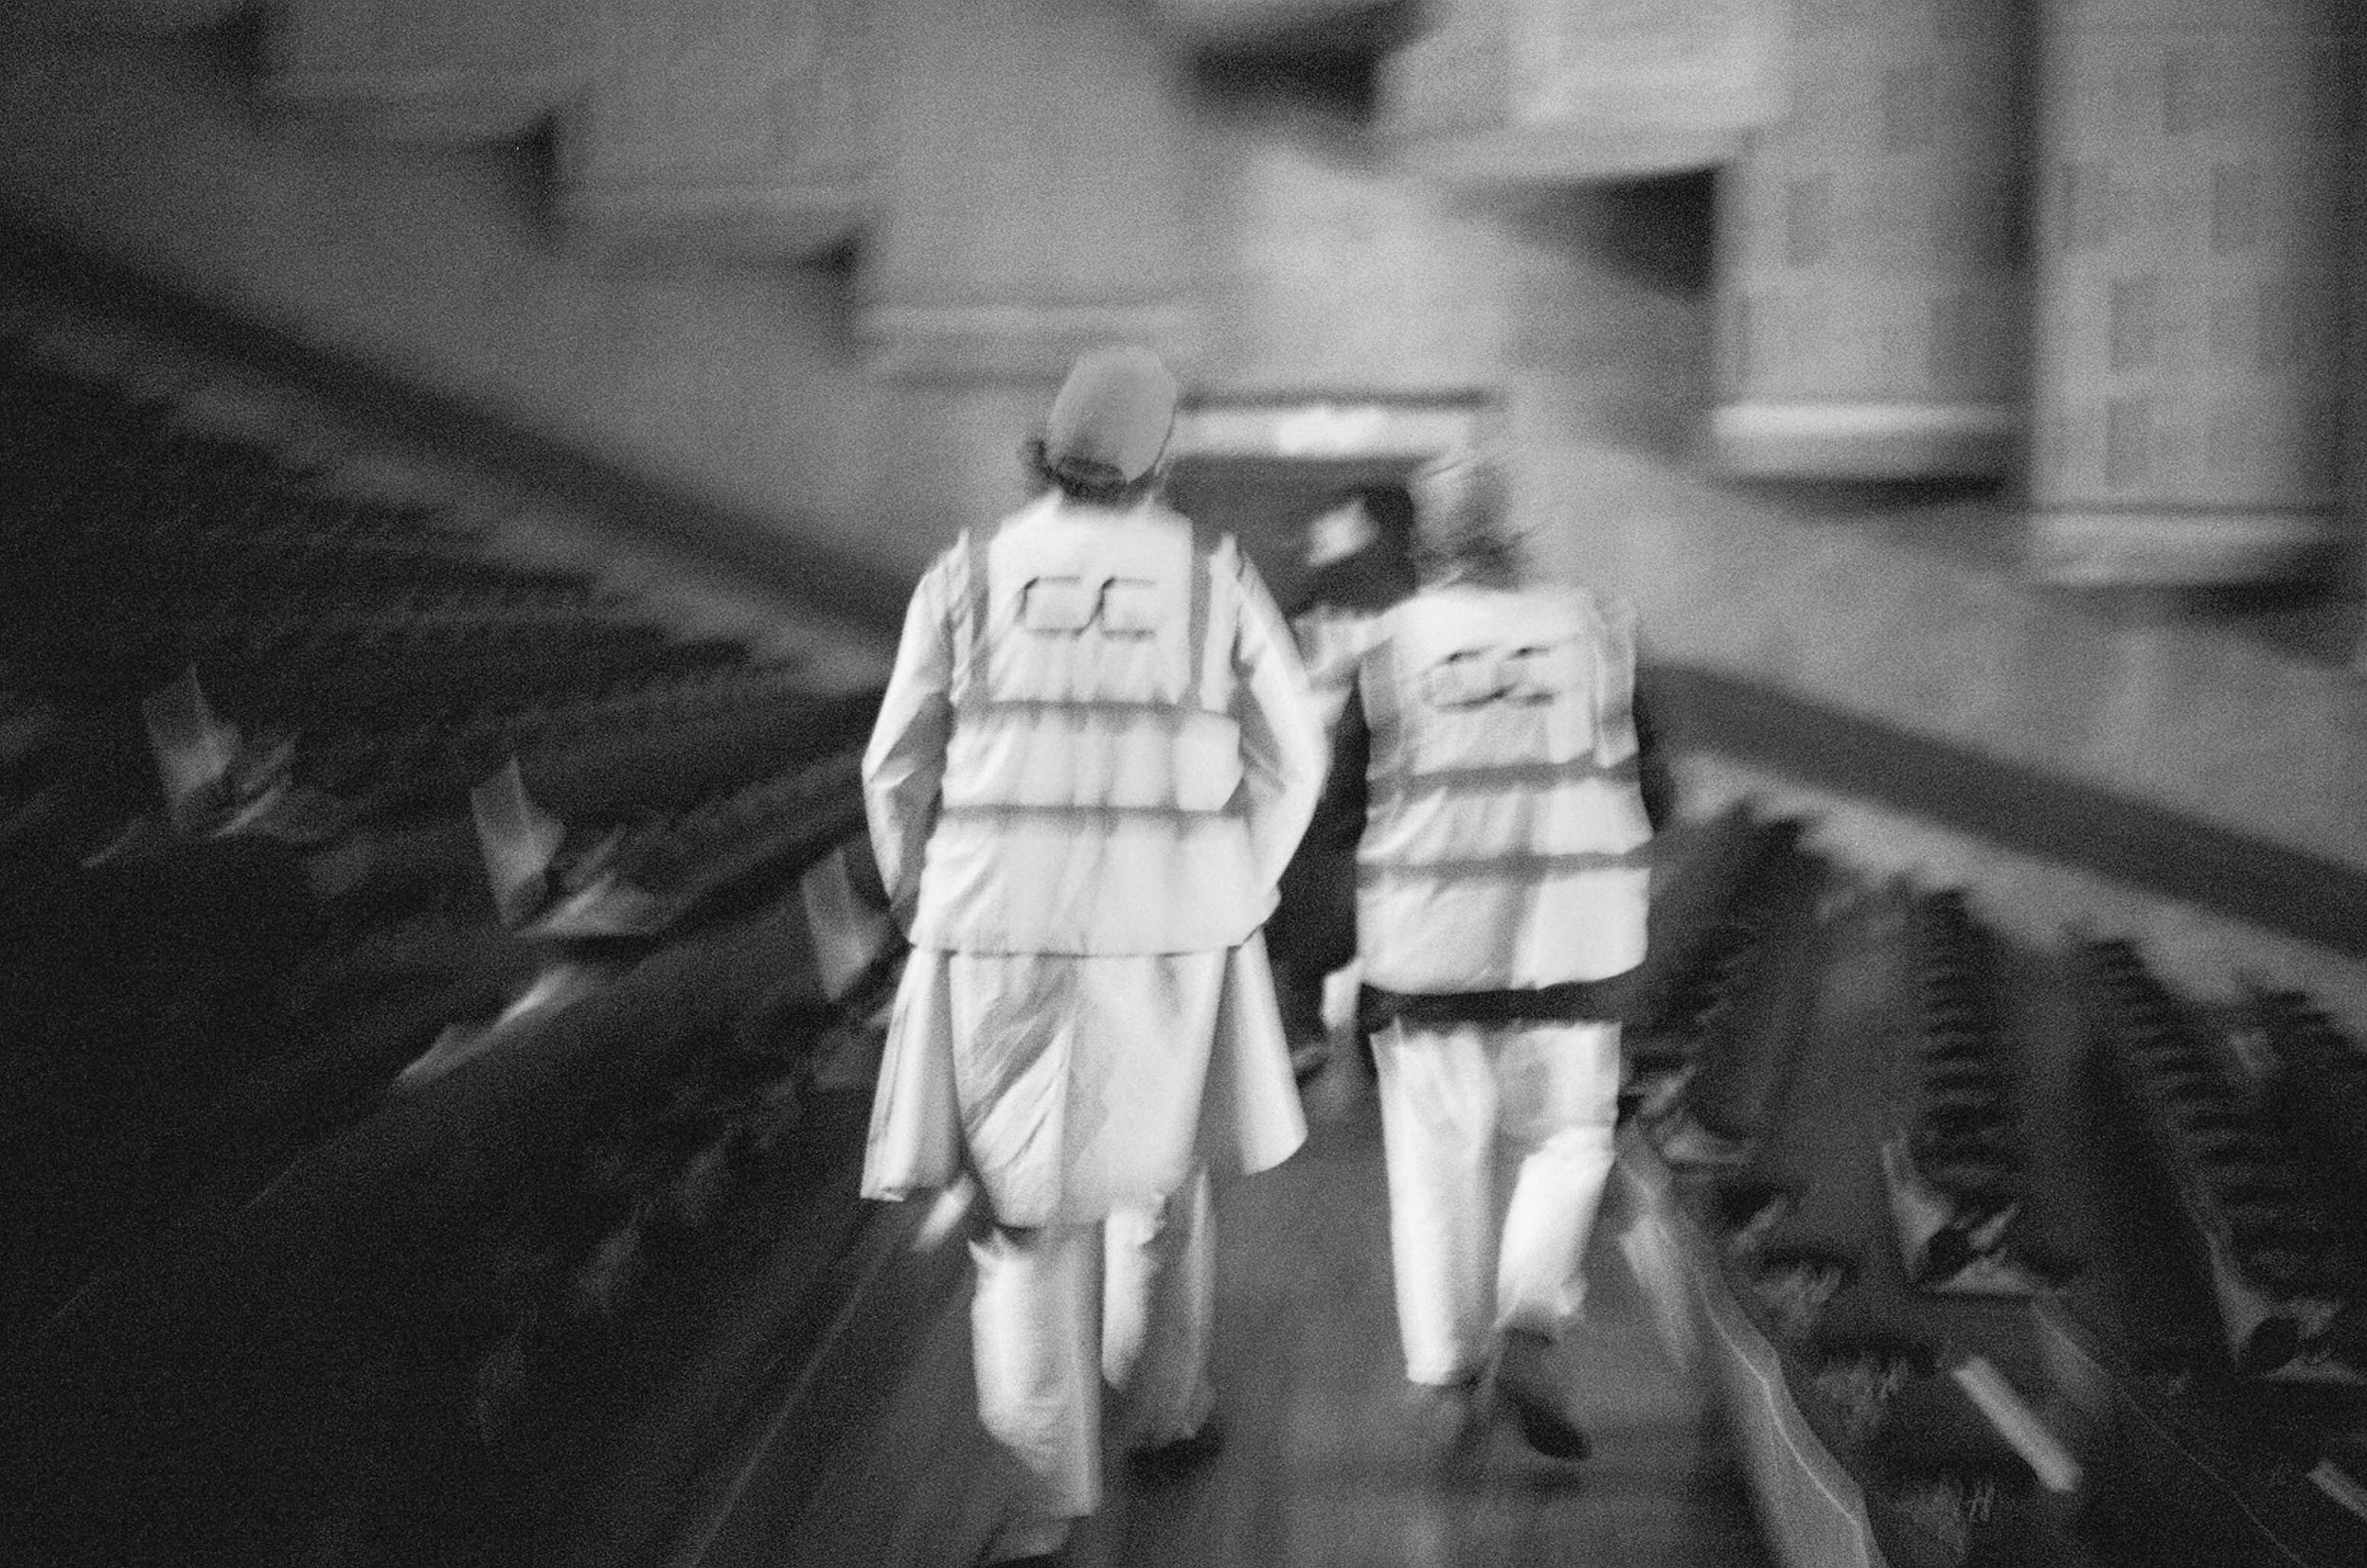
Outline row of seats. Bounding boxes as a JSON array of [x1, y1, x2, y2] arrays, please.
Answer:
[[1882, 890, 2045, 1296], [1645, 867, 2068, 1568], [2077, 939, 2364, 1381], [1624, 805, 1826, 1161], [1624, 817, 2367, 1568], [1, 313, 953, 1567], [302, 658, 831, 807], [2255, 987, 2367, 1244]]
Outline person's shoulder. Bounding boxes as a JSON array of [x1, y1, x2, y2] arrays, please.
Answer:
[[914, 534, 965, 584], [1176, 519, 1258, 586], [991, 493, 1062, 535], [1586, 587, 1641, 632], [1536, 580, 1637, 629], [1397, 580, 1493, 619], [941, 496, 1060, 571], [1148, 501, 1229, 556]]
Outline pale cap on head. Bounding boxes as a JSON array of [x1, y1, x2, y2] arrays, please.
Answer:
[[1409, 445, 1522, 583], [1411, 447, 1504, 539], [1042, 346, 1180, 485]]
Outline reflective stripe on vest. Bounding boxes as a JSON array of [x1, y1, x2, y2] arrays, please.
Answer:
[[1361, 632, 1404, 782], [944, 696, 1230, 732], [934, 802, 1250, 829], [1367, 756, 1641, 805], [1587, 594, 1640, 767], [1359, 846, 1651, 887], [1184, 526, 1213, 710]]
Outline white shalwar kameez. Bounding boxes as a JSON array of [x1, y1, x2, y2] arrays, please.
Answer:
[[860, 492, 1324, 1541], [1348, 581, 1654, 1388]]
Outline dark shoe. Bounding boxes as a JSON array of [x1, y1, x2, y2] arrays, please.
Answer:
[[1493, 1328, 1592, 1460], [1127, 1415, 1225, 1482], [1407, 1375, 1487, 1463], [1289, 1037, 1330, 1083]]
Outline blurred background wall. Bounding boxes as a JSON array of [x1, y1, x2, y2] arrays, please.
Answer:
[[1, 0, 2364, 1002]]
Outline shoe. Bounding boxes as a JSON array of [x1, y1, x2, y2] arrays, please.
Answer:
[[1289, 1038, 1330, 1083], [1492, 1328, 1591, 1460], [1126, 1415, 1225, 1482], [1654, 1106, 1754, 1169], [1406, 1376, 1487, 1460], [977, 1516, 1071, 1565]]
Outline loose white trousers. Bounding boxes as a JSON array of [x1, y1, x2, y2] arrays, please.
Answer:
[[970, 1167, 1217, 1523], [1372, 1020, 1621, 1385]]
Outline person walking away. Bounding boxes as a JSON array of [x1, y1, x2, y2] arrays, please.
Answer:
[[1318, 448, 1661, 1461], [858, 346, 1327, 1564]]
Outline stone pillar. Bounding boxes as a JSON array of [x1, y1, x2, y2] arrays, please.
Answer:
[[1198, 114, 1505, 395], [2028, 0, 2357, 586], [858, 0, 1203, 381], [1379, 0, 1787, 186], [1710, 0, 2028, 479], [560, 0, 872, 259], [267, 0, 593, 141]]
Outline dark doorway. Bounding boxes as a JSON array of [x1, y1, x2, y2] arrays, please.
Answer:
[[1167, 454, 1425, 614]]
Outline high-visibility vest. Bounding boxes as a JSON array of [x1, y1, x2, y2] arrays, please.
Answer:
[[908, 496, 1272, 953], [1354, 583, 1652, 992]]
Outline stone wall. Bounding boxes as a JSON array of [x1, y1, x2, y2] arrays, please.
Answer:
[[2, 21, 2364, 1013]]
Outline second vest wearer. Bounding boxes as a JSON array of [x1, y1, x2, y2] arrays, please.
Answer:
[[1353, 581, 1653, 995]]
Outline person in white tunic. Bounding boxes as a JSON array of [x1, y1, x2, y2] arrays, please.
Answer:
[[859, 346, 1326, 1565], [1313, 449, 1664, 1461]]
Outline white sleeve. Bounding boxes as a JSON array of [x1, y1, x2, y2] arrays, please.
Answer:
[[861, 551, 958, 932], [1229, 544, 1327, 897]]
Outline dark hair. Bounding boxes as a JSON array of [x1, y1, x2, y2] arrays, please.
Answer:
[[1417, 523, 1525, 590], [1022, 437, 1162, 508], [1410, 459, 1525, 588]]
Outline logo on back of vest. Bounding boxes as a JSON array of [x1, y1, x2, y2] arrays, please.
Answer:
[[1021, 576, 1162, 638], [1419, 642, 1576, 708]]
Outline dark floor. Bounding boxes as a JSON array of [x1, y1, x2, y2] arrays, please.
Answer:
[[762, 1064, 1778, 1568]]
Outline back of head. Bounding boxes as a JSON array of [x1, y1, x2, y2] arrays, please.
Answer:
[[1027, 345, 1180, 508], [1409, 448, 1525, 589]]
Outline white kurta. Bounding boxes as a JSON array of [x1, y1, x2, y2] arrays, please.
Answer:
[[1372, 1018, 1622, 1383], [1347, 580, 1651, 1387], [865, 938, 1307, 1226]]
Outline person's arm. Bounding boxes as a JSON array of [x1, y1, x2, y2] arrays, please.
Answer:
[[861, 553, 957, 933], [1308, 677, 1371, 854], [1228, 543, 1328, 896]]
